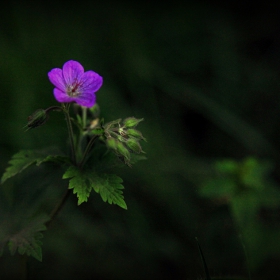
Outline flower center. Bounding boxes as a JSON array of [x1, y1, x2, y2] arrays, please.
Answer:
[[67, 81, 82, 97]]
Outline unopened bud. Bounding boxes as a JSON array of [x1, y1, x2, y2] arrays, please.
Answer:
[[116, 141, 130, 161], [26, 109, 48, 130], [106, 137, 118, 150], [126, 138, 143, 154], [104, 119, 122, 130], [126, 129, 146, 141], [123, 117, 143, 128]]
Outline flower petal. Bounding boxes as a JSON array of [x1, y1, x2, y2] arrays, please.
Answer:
[[53, 88, 74, 103], [81, 71, 103, 92], [74, 92, 96, 108], [62, 60, 84, 86], [48, 68, 66, 92]]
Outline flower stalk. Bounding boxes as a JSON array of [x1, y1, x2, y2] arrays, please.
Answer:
[[62, 103, 77, 165]]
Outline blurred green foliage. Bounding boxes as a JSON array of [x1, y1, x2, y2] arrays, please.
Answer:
[[1, 1, 280, 279]]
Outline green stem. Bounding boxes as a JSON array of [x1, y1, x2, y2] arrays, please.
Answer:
[[45, 105, 62, 114], [63, 103, 77, 164], [78, 135, 98, 168], [82, 106, 87, 129], [45, 104, 77, 228]]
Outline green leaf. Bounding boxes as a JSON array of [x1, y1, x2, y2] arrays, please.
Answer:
[[63, 166, 92, 205], [91, 174, 127, 210], [1, 150, 45, 184], [0, 214, 49, 262], [91, 127, 104, 135], [1, 149, 70, 184], [63, 165, 127, 209], [37, 155, 71, 166]]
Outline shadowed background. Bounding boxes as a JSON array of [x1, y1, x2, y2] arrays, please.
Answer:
[[1, 1, 280, 279]]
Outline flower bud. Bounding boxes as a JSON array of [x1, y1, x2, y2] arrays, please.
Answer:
[[123, 117, 143, 128], [126, 138, 143, 154], [106, 137, 118, 150], [104, 119, 122, 130], [116, 141, 130, 161], [126, 129, 146, 141], [26, 109, 48, 130]]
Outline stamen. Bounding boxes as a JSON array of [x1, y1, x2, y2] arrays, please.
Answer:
[[67, 79, 83, 97]]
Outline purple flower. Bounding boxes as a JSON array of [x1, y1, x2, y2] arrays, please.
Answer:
[[48, 60, 103, 108]]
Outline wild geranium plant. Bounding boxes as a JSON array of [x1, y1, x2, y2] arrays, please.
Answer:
[[0, 60, 146, 261]]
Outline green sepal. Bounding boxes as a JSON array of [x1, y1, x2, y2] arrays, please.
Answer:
[[123, 117, 143, 128], [25, 109, 48, 131], [104, 119, 122, 130], [126, 128, 147, 141], [106, 137, 118, 150], [116, 141, 130, 161], [91, 127, 104, 135], [126, 138, 143, 154]]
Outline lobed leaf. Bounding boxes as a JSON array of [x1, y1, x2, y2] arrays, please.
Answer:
[[63, 166, 92, 205], [1, 150, 45, 184], [0, 214, 49, 262], [63, 165, 127, 209], [90, 173, 127, 210], [1, 149, 70, 184]]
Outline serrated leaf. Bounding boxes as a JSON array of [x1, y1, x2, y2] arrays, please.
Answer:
[[1, 150, 45, 184], [0, 214, 49, 262], [37, 155, 71, 166], [90, 174, 127, 210], [63, 165, 127, 209], [63, 166, 92, 205], [1, 149, 70, 184]]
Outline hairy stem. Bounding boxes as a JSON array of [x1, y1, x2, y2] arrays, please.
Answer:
[[63, 103, 77, 164], [46, 104, 77, 228], [82, 106, 87, 129], [45, 105, 62, 114], [78, 135, 98, 168]]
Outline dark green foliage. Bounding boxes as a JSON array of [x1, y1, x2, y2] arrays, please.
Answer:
[[0, 210, 43, 262], [1, 1, 280, 279], [63, 165, 127, 209], [1, 149, 70, 184]]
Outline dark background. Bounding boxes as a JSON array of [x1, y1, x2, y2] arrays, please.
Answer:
[[1, 1, 280, 279]]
